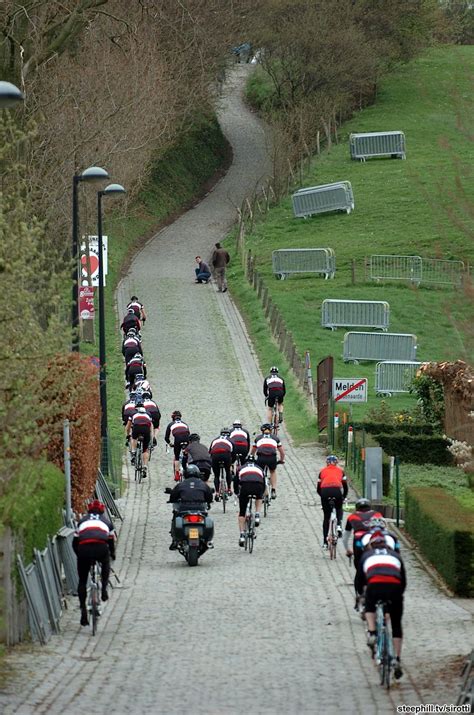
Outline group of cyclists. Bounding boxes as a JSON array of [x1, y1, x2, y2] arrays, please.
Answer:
[[319, 453, 406, 680]]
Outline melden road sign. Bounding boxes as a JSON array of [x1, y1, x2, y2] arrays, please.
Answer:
[[332, 378, 368, 403]]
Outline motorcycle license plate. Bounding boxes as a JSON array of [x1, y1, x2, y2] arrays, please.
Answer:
[[189, 528, 199, 539]]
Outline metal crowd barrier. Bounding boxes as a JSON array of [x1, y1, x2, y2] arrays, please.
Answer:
[[350, 131, 406, 160], [272, 248, 336, 280], [56, 526, 78, 595], [375, 360, 423, 395], [292, 181, 354, 218], [370, 254, 465, 286], [17, 554, 54, 645], [343, 332, 418, 362], [322, 299, 389, 331], [456, 650, 473, 707], [96, 469, 123, 521]]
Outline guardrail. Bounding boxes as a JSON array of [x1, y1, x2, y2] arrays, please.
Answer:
[[370, 254, 465, 286], [350, 131, 406, 160], [343, 332, 418, 363], [322, 299, 389, 331], [375, 360, 424, 395], [272, 248, 335, 280], [292, 181, 353, 218]]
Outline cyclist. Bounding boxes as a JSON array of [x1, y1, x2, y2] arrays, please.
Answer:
[[229, 419, 251, 471], [122, 391, 137, 439], [251, 423, 285, 500], [209, 427, 233, 499], [127, 295, 147, 322], [168, 464, 213, 550], [135, 378, 152, 398], [164, 410, 191, 480], [343, 498, 384, 608], [121, 307, 141, 335], [127, 400, 153, 477], [360, 517, 400, 553], [141, 390, 161, 447], [125, 352, 147, 389], [263, 366, 286, 424], [181, 433, 212, 481], [122, 330, 142, 364], [234, 455, 265, 547], [317, 455, 348, 548], [356, 532, 406, 680], [73, 500, 116, 627]]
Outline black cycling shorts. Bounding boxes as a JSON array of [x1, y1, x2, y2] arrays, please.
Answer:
[[267, 393, 284, 407], [173, 438, 189, 460], [238, 481, 265, 517], [132, 426, 150, 452], [364, 583, 404, 639], [255, 454, 277, 471]]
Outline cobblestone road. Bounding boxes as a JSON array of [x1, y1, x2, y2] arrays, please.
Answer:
[[0, 66, 471, 715]]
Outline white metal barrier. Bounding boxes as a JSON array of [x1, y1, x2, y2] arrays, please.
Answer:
[[292, 182, 354, 218], [350, 131, 406, 160], [321, 299, 389, 331], [375, 361, 424, 395], [272, 248, 336, 280], [343, 332, 417, 362], [370, 255, 465, 286]]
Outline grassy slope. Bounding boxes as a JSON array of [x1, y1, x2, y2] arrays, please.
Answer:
[[227, 46, 474, 498], [81, 115, 229, 482]]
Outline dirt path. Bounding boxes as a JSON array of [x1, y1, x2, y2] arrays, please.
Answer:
[[0, 65, 471, 715]]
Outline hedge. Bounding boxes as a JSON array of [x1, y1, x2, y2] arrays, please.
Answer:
[[405, 487, 474, 596], [356, 422, 435, 436], [372, 433, 453, 465]]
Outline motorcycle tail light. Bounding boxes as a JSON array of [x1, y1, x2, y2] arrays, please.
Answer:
[[184, 514, 204, 523]]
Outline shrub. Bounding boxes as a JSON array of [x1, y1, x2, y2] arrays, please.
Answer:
[[356, 421, 435, 436], [373, 432, 453, 465], [405, 487, 474, 596]]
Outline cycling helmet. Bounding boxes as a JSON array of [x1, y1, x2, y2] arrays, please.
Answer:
[[131, 295, 138, 301], [135, 400, 144, 408], [326, 455, 338, 465], [355, 498, 371, 511], [186, 464, 201, 478], [171, 410, 182, 420], [261, 423, 272, 432], [127, 308, 135, 314], [188, 433, 200, 442], [369, 532, 387, 547], [134, 373, 145, 383], [270, 366, 279, 374], [140, 390, 151, 400], [126, 330, 136, 337], [133, 352, 142, 359], [87, 499, 105, 514], [232, 419, 242, 427], [245, 454, 255, 463], [220, 427, 231, 436], [368, 517, 386, 529]]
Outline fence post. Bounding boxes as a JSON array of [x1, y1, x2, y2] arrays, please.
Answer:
[[63, 420, 73, 527], [395, 455, 400, 527]]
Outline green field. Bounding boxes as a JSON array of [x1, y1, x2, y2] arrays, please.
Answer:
[[228, 46, 474, 434]]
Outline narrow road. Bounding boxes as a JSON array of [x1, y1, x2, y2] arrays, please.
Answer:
[[0, 65, 471, 715]]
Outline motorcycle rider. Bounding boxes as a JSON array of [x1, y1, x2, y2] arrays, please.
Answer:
[[167, 464, 213, 551]]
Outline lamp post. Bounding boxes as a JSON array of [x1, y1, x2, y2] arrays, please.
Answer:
[[71, 166, 109, 352], [97, 183, 126, 475], [0, 81, 24, 108]]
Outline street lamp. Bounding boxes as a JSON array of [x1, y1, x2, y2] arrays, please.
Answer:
[[0, 81, 24, 108], [71, 166, 109, 352], [97, 183, 126, 475]]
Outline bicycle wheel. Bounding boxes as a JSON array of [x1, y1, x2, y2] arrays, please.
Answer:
[[272, 406, 279, 437], [263, 469, 270, 517], [328, 514, 337, 560], [91, 583, 99, 635], [220, 468, 227, 514], [135, 442, 142, 483], [248, 514, 255, 554]]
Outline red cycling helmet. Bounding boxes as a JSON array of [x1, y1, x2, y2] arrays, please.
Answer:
[[87, 499, 105, 514]]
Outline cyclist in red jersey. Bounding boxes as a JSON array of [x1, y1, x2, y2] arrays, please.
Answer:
[[317, 455, 348, 548]]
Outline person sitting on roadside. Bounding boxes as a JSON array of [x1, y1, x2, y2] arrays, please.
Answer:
[[356, 533, 406, 680], [121, 308, 141, 335], [234, 455, 265, 547], [181, 433, 212, 481], [317, 454, 348, 547], [263, 366, 286, 423], [164, 410, 191, 480], [209, 427, 234, 498], [125, 353, 147, 389], [229, 419, 251, 471], [73, 500, 116, 627], [127, 295, 147, 322], [127, 400, 153, 478], [167, 464, 213, 551], [343, 498, 384, 609], [251, 423, 285, 500], [122, 330, 142, 364], [195, 256, 211, 284]]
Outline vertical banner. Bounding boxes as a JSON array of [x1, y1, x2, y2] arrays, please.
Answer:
[[80, 235, 108, 286], [79, 286, 95, 319]]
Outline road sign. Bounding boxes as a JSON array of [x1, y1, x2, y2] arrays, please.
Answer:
[[332, 378, 368, 403]]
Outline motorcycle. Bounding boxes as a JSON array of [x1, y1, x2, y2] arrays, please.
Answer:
[[165, 488, 214, 567]]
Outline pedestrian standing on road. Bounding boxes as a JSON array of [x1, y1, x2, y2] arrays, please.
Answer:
[[195, 256, 211, 284], [211, 242, 230, 292]]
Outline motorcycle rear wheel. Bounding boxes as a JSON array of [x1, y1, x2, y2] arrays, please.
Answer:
[[187, 544, 199, 567]]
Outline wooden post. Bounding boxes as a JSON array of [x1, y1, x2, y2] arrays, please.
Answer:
[[351, 258, 356, 285]]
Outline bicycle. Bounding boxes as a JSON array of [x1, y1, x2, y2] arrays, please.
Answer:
[[262, 465, 271, 517], [88, 560, 101, 636], [134, 436, 145, 483], [271, 402, 280, 437], [217, 461, 229, 513], [327, 496, 338, 560], [374, 600, 395, 689], [244, 495, 257, 553]]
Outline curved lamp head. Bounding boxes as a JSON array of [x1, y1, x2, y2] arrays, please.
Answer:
[[0, 81, 24, 108], [79, 166, 110, 184], [102, 183, 126, 196]]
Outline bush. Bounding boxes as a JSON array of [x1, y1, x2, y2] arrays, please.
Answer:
[[405, 487, 474, 596], [356, 421, 435, 436], [373, 432, 453, 465]]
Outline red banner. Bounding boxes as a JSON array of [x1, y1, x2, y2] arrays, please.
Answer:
[[79, 286, 95, 319]]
